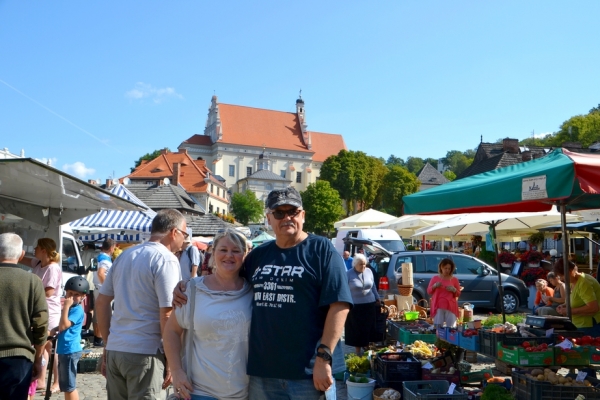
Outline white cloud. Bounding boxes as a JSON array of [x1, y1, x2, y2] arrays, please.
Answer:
[[62, 162, 96, 179], [125, 82, 184, 104], [534, 131, 552, 139]]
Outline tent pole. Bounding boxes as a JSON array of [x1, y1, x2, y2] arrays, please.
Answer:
[[560, 203, 572, 319], [491, 223, 506, 324]]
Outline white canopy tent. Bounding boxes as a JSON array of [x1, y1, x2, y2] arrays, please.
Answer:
[[334, 209, 396, 229]]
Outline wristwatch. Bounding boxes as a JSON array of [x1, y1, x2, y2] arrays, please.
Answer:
[[316, 344, 332, 364]]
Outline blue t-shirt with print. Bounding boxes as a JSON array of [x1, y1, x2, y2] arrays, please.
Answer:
[[243, 234, 353, 379], [57, 304, 84, 355]]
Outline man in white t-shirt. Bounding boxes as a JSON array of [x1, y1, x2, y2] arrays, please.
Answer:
[[91, 239, 115, 347], [96, 209, 187, 399]]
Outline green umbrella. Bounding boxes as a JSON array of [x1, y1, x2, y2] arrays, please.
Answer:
[[404, 148, 600, 319]]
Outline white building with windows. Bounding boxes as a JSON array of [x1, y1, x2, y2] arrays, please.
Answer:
[[178, 95, 347, 205]]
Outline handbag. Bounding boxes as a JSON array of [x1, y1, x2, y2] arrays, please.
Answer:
[[166, 278, 197, 399]]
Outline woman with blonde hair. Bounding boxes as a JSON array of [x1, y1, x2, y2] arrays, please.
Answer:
[[22, 238, 63, 393], [164, 228, 253, 400]]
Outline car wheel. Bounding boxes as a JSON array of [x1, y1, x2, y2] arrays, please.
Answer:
[[497, 290, 519, 314], [412, 293, 422, 306]]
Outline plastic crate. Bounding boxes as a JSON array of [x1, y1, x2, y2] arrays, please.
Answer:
[[403, 380, 468, 400], [478, 329, 506, 358], [554, 345, 591, 366], [436, 327, 447, 341], [77, 357, 99, 373], [459, 369, 493, 385], [401, 328, 437, 345], [446, 329, 459, 345], [388, 320, 402, 342], [374, 352, 422, 392], [458, 333, 480, 352], [496, 341, 553, 367], [511, 369, 600, 400], [422, 367, 461, 385]]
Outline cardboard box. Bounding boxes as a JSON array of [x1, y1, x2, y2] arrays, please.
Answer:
[[554, 345, 590, 366], [496, 342, 553, 367]]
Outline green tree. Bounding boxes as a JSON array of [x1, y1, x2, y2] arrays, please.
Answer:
[[230, 190, 264, 225], [300, 181, 344, 236], [386, 155, 405, 167], [547, 112, 600, 148], [443, 170, 456, 181], [131, 148, 169, 172], [443, 150, 473, 176], [380, 165, 420, 216], [424, 158, 439, 170], [405, 157, 425, 174]]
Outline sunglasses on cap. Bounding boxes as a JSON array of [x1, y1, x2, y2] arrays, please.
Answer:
[[269, 208, 303, 220]]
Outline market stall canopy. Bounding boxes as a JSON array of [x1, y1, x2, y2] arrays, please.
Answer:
[[413, 208, 581, 237], [334, 209, 396, 229], [70, 184, 156, 242], [252, 232, 275, 245], [0, 158, 142, 226]]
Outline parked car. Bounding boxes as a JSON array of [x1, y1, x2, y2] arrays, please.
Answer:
[[344, 237, 529, 313]]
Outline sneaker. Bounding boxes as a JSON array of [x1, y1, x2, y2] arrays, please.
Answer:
[[93, 337, 104, 347]]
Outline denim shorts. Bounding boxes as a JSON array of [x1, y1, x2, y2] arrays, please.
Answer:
[[249, 376, 337, 400], [58, 352, 82, 393]]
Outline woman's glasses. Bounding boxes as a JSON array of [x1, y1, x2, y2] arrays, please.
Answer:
[[269, 208, 302, 220]]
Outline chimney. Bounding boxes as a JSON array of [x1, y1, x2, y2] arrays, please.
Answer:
[[160, 148, 169, 155], [88, 179, 95, 185], [173, 163, 180, 186], [105, 179, 112, 188], [522, 150, 532, 162], [502, 138, 519, 154]]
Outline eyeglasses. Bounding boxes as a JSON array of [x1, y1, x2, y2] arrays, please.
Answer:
[[269, 208, 303, 220], [175, 228, 189, 240]]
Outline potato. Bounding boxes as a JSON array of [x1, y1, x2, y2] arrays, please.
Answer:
[[531, 369, 544, 376], [558, 376, 567, 384], [537, 374, 545, 381]]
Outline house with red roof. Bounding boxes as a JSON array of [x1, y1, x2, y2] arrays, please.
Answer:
[[178, 95, 347, 205], [123, 148, 229, 215]]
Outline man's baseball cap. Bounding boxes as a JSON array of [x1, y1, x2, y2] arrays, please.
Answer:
[[265, 187, 303, 210]]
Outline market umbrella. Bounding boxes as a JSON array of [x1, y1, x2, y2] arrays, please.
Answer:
[[251, 232, 275, 245], [334, 209, 396, 229], [403, 148, 600, 319]]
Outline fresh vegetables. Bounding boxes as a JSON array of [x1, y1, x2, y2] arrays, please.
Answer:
[[481, 383, 514, 400], [482, 313, 525, 328], [344, 354, 370, 374]]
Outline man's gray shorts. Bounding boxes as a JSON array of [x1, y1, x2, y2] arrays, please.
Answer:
[[106, 350, 165, 400]]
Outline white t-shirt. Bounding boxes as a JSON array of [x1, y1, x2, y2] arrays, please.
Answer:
[[101, 241, 181, 354], [92, 253, 112, 290], [175, 276, 252, 400]]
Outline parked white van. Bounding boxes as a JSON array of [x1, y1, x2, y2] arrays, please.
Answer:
[[334, 228, 406, 255]]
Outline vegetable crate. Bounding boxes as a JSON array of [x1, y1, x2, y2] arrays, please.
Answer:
[[401, 328, 437, 344], [459, 369, 493, 385], [478, 329, 506, 358], [77, 357, 99, 373], [422, 366, 461, 385], [403, 380, 468, 400], [458, 333, 480, 352], [388, 320, 402, 342], [374, 352, 422, 393], [496, 337, 554, 367], [436, 327, 447, 341], [446, 329, 459, 345], [590, 346, 600, 363], [554, 345, 590, 366], [511, 370, 600, 400]]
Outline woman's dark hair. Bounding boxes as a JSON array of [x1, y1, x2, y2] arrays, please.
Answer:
[[553, 258, 576, 276], [438, 258, 455, 274]]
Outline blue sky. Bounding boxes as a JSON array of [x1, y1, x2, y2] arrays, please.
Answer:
[[2, 1, 599, 181]]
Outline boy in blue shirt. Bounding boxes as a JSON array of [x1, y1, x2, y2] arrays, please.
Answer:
[[51, 276, 89, 400]]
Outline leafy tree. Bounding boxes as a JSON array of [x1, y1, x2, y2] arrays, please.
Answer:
[[443, 150, 473, 176], [380, 165, 420, 216], [547, 112, 600, 148], [590, 104, 600, 114], [131, 148, 169, 172], [300, 181, 344, 236], [443, 170, 456, 181], [424, 158, 439, 170], [405, 157, 425, 174], [230, 190, 264, 225], [386, 155, 405, 167]]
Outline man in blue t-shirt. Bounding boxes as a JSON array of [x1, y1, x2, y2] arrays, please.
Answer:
[[52, 276, 88, 400], [244, 187, 353, 399], [342, 251, 353, 270]]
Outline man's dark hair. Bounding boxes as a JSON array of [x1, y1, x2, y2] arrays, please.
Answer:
[[101, 238, 115, 251], [151, 209, 185, 234]]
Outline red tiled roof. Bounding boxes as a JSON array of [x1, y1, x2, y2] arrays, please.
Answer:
[[184, 135, 213, 146], [124, 150, 225, 194], [310, 131, 347, 162]]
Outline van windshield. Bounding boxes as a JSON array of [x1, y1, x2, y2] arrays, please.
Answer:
[[376, 240, 406, 253]]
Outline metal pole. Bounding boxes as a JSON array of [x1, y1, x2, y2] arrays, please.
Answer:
[[560, 204, 572, 319], [491, 223, 506, 323]]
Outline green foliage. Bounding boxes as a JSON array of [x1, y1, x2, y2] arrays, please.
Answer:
[[443, 170, 456, 181], [344, 354, 371, 374], [477, 249, 496, 266], [481, 383, 514, 400], [320, 150, 388, 214], [405, 156, 424, 174], [443, 150, 474, 176], [528, 231, 546, 247], [380, 165, 419, 216], [300, 181, 344, 236], [131, 148, 168, 172], [547, 112, 600, 148], [230, 190, 264, 226], [482, 313, 526, 327], [386, 155, 405, 167]]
